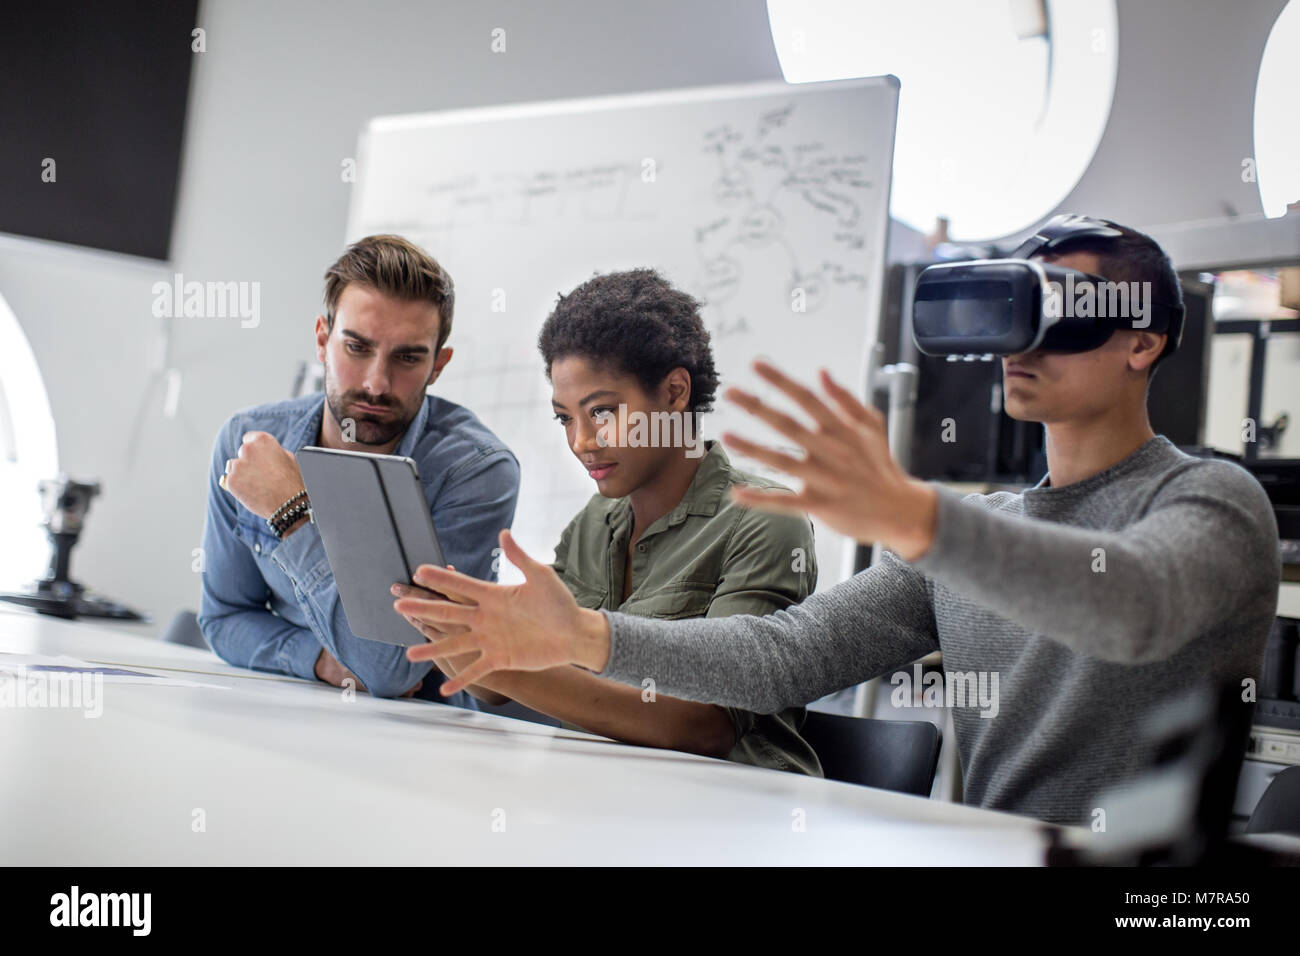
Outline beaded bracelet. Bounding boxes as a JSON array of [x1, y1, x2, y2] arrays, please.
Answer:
[[267, 490, 310, 538], [268, 489, 308, 528], [269, 500, 312, 539]]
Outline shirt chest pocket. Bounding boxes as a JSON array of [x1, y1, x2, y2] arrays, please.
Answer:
[[622, 585, 715, 620], [565, 578, 609, 610]]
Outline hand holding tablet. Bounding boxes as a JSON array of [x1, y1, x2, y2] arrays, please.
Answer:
[[297, 446, 449, 646]]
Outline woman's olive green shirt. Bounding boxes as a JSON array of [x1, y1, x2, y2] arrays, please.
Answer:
[[551, 442, 823, 776]]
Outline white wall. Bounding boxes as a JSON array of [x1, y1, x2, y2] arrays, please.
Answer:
[[0, 0, 1290, 631], [1060, 0, 1288, 226]]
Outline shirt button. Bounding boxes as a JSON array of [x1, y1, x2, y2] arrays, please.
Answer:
[[254, 543, 262, 554], [637, 544, 647, 553]]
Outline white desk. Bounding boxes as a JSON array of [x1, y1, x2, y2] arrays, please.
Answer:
[[0, 606, 1059, 865]]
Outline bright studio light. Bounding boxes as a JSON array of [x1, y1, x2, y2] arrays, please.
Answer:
[[1254, 0, 1300, 218], [0, 289, 59, 589], [766, 0, 1118, 242]]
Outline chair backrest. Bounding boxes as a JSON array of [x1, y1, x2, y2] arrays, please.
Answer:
[[802, 710, 941, 796], [1246, 765, 1300, 835], [162, 610, 209, 649]]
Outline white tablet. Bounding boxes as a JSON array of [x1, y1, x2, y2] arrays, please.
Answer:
[[297, 446, 446, 646]]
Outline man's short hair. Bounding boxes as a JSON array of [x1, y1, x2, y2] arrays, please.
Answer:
[[323, 235, 455, 351], [537, 268, 719, 416], [1035, 220, 1183, 370]]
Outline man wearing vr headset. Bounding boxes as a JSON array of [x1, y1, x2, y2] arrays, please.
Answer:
[[393, 215, 1280, 827]]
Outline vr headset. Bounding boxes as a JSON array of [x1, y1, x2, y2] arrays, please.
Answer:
[[912, 215, 1185, 359]]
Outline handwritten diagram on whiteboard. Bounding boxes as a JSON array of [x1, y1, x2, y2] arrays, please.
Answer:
[[348, 78, 898, 585]]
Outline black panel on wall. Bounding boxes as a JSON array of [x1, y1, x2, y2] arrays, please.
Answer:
[[0, 1, 198, 260], [1147, 276, 1213, 447], [910, 356, 1047, 484]]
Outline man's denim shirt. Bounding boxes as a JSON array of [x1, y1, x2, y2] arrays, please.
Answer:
[[198, 392, 520, 707]]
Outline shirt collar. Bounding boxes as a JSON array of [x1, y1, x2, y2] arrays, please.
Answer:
[[603, 439, 733, 531], [288, 393, 430, 457], [288, 396, 327, 453], [673, 440, 732, 521], [1027, 435, 1171, 496], [393, 394, 432, 459]]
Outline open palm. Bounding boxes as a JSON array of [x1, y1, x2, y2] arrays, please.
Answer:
[[396, 528, 598, 696]]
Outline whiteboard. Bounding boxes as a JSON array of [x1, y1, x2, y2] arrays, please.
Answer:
[[347, 77, 898, 586]]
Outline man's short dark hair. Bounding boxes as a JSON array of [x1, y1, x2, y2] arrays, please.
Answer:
[[1036, 220, 1183, 370], [323, 235, 455, 351], [538, 268, 719, 415]]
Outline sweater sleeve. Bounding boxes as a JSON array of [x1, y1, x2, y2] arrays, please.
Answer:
[[910, 460, 1279, 664], [598, 551, 939, 714]]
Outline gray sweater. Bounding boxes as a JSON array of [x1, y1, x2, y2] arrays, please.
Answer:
[[599, 437, 1280, 825]]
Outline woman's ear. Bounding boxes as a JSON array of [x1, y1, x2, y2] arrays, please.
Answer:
[[664, 366, 692, 411]]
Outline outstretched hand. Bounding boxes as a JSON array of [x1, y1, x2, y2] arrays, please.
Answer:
[[722, 361, 938, 561], [395, 528, 610, 697]]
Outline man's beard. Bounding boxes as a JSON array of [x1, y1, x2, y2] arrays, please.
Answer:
[[323, 370, 416, 448]]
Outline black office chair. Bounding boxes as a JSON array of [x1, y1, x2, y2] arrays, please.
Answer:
[[801, 710, 941, 796], [1246, 766, 1300, 836]]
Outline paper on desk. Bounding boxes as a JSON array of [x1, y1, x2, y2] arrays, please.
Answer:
[[0, 652, 229, 689]]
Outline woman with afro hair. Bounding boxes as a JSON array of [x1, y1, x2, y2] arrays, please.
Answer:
[[402, 268, 822, 775]]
